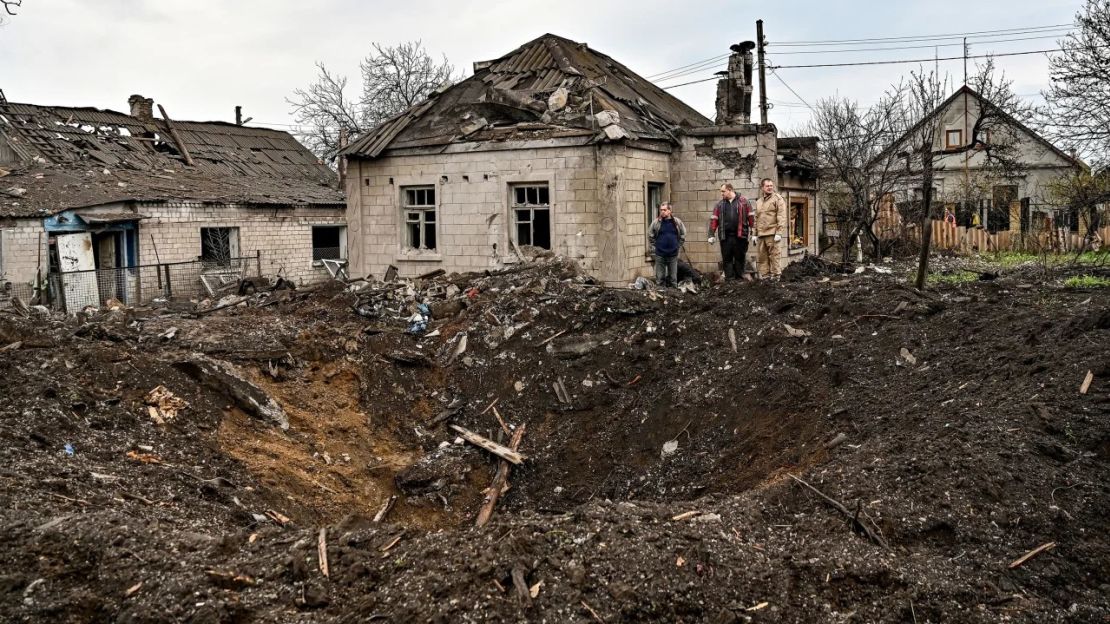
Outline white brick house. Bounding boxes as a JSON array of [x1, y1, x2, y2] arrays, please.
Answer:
[[0, 95, 346, 306], [341, 34, 814, 285]]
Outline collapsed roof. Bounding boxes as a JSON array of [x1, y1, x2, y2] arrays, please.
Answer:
[[343, 34, 713, 159], [0, 98, 344, 218]]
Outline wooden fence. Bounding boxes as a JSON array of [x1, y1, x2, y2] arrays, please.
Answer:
[[922, 221, 1110, 254]]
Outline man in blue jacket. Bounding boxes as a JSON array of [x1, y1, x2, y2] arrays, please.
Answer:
[[648, 202, 686, 288]]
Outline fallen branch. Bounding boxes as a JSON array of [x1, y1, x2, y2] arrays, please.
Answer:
[[1009, 541, 1056, 569], [476, 424, 526, 527], [449, 424, 526, 464], [788, 474, 889, 549], [373, 495, 397, 523], [492, 406, 511, 436], [581, 600, 606, 623], [511, 565, 532, 607]]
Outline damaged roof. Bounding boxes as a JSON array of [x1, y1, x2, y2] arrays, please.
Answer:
[[777, 136, 819, 178], [0, 100, 344, 218], [343, 34, 712, 159]]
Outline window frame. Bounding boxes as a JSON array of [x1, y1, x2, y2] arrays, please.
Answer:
[[510, 182, 552, 250], [788, 196, 809, 252], [945, 128, 964, 149], [645, 181, 666, 246], [311, 225, 347, 264], [199, 226, 240, 266], [401, 185, 438, 251]]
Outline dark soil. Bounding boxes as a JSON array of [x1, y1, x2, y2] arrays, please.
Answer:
[[0, 259, 1106, 623]]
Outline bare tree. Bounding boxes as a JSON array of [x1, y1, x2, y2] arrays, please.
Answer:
[[882, 60, 1031, 288], [288, 41, 459, 163], [809, 91, 908, 263], [1043, 0, 1110, 165], [1048, 168, 1110, 257], [0, 0, 21, 26]]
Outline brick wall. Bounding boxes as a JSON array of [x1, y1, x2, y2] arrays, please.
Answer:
[[349, 145, 622, 281], [1, 202, 346, 288], [347, 131, 783, 284], [0, 222, 50, 286], [670, 132, 778, 274], [139, 202, 346, 285]]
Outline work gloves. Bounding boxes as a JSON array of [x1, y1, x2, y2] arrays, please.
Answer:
[[774, 234, 782, 243], [707, 236, 716, 244]]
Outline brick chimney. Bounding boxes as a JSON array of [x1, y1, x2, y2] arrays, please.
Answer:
[[128, 94, 154, 123], [715, 42, 755, 125]]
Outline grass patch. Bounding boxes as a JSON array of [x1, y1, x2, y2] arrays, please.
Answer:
[[1063, 274, 1110, 288], [927, 270, 980, 285], [982, 251, 1108, 268]]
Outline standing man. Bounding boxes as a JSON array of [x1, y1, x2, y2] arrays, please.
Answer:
[[708, 183, 754, 281], [649, 202, 686, 288], [755, 177, 788, 280]]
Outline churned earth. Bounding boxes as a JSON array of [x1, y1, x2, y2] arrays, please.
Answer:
[[0, 257, 1106, 623]]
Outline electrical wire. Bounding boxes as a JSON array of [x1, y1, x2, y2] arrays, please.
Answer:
[[770, 70, 814, 112], [772, 23, 1072, 46], [769, 47, 1063, 69], [646, 53, 730, 80], [768, 31, 1072, 55]]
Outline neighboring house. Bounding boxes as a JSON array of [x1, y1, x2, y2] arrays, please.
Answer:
[[341, 34, 819, 284], [882, 86, 1084, 235], [0, 94, 346, 308]]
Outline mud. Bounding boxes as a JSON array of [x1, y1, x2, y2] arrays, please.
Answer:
[[0, 258, 1107, 623]]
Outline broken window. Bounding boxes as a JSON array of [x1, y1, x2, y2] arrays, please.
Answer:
[[511, 184, 551, 250], [403, 186, 437, 251], [312, 225, 347, 262], [200, 227, 240, 265], [646, 182, 665, 242]]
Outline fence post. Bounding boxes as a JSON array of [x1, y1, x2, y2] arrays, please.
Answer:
[[255, 250, 262, 278], [163, 264, 172, 298], [56, 271, 67, 314]]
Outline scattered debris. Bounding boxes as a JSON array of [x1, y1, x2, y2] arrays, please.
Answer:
[[1009, 542, 1056, 569]]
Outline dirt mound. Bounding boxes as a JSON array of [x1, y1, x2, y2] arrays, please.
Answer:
[[0, 259, 1107, 622]]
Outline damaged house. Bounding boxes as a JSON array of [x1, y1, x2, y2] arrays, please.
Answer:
[[341, 34, 819, 284], [0, 95, 345, 310]]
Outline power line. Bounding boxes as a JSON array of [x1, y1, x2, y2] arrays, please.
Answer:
[[770, 70, 814, 112], [773, 23, 1072, 46], [646, 53, 729, 80], [660, 76, 719, 89], [652, 59, 728, 84], [770, 47, 1062, 69], [768, 31, 1071, 55]]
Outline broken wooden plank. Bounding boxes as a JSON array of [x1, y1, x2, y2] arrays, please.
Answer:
[[317, 527, 329, 578], [1080, 370, 1093, 395], [1009, 541, 1056, 569], [450, 424, 526, 464], [156, 104, 196, 166], [373, 495, 397, 523], [537, 329, 566, 347], [476, 424, 526, 527]]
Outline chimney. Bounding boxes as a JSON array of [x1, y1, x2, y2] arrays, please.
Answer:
[[714, 42, 755, 125], [128, 94, 154, 123]]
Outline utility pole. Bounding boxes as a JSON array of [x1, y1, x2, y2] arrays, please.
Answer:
[[338, 127, 349, 190], [756, 19, 768, 125]]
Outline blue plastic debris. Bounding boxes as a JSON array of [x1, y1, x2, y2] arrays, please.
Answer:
[[64, 443, 74, 456]]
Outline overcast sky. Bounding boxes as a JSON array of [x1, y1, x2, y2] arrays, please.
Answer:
[[0, 0, 1086, 136]]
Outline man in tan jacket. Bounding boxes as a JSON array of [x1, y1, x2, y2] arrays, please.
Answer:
[[755, 177, 788, 279]]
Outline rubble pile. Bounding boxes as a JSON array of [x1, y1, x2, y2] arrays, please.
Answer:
[[0, 257, 1107, 622]]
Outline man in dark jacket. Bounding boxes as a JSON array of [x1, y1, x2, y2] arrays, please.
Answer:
[[707, 183, 754, 280], [648, 202, 686, 287]]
